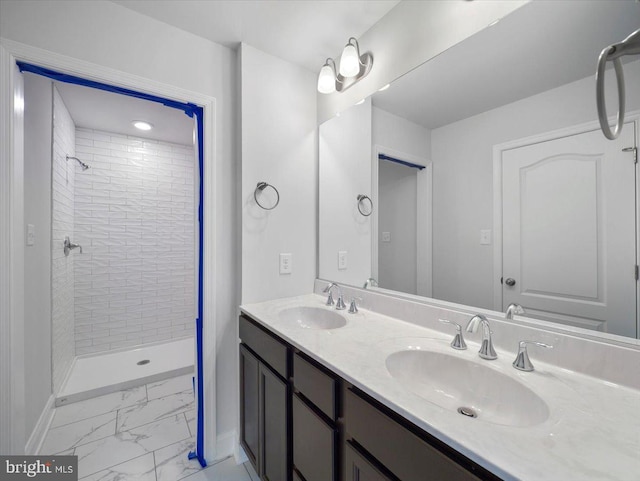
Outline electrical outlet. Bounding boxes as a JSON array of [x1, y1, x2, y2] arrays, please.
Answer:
[[338, 251, 347, 270], [279, 253, 292, 274], [26, 224, 35, 246], [480, 229, 492, 245]]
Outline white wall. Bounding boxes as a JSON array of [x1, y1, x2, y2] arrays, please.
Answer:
[[73, 128, 195, 354], [51, 86, 76, 394], [317, 1, 527, 122], [22, 73, 52, 440], [318, 99, 372, 286], [431, 60, 640, 309], [240, 44, 317, 303], [0, 0, 238, 457]]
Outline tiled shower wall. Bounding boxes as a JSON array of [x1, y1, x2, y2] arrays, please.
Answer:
[[73, 129, 195, 355], [51, 87, 76, 392]]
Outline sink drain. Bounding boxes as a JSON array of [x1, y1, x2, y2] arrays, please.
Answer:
[[457, 407, 477, 418], [137, 359, 150, 366]]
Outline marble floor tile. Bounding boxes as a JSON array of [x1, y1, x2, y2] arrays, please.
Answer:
[[244, 461, 260, 481], [147, 373, 194, 400], [79, 453, 156, 481], [52, 386, 147, 427], [41, 411, 116, 455], [117, 390, 194, 432], [180, 456, 252, 481], [154, 438, 203, 481], [76, 414, 191, 478], [185, 409, 196, 437]]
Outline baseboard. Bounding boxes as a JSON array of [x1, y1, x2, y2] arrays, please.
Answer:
[[235, 442, 249, 465], [215, 430, 237, 461], [25, 394, 55, 455]]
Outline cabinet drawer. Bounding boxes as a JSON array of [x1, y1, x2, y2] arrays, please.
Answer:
[[345, 441, 392, 481], [345, 388, 481, 481], [293, 352, 338, 420], [239, 315, 289, 379], [293, 394, 336, 481]]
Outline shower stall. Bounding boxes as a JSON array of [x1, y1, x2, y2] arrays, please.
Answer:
[[26, 73, 198, 405]]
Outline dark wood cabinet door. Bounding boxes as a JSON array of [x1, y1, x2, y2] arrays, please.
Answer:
[[240, 344, 261, 473], [344, 442, 391, 481], [293, 394, 336, 481], [260, 363, 290, 481]]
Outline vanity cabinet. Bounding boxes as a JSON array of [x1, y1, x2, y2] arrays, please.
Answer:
[[239, 315, 291, 481], [239, 314, 500, 481], [292, 352, 339, 481]]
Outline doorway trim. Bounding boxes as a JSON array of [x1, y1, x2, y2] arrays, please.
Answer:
[[492, 113, 640, 336], [0, 38, 218, 460]]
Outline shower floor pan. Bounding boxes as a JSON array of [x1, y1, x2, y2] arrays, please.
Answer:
[[56, 337, 194, 406]]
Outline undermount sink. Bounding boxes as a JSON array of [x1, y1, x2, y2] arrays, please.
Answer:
[[278, 306, 347, 330], [386, 350, 549, 427]]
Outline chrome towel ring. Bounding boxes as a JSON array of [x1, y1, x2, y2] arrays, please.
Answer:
[[254, 182, 280, 210], [357, 194, 373, 216], [596, 27, 640, 140]]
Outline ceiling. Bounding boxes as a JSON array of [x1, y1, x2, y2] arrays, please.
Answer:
[[372, 1, 640, 129], [111, 0, 400, 72], [54, 80, 195, 145]]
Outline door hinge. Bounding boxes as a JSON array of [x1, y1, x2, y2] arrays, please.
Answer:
[[635, 265, 639, 281], [623, 147, 637, 163]]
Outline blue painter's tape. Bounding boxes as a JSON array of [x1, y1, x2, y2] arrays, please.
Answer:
[[17, 60, 208, 469], [16, 61, 199, 118], [378, 153, 425, 170]]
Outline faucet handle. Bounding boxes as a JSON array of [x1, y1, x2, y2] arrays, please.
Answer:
[[348, 297, 362, 314], [439, 319, 467, 350], [325, 291, 335, 306], [512, 340, 553, 372], [335, 296, 346, 310]]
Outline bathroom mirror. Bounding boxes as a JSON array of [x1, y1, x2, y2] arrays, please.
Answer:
[[318, 1, 640, 339]]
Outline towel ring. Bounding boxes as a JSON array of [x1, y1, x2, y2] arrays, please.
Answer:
[[254, 182, 280, 210], [357, 194, 373, 217], [596, 27, 640, 140]]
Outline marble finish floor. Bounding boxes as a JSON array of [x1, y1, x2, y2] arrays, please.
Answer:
[[41, 374, 258, 481]]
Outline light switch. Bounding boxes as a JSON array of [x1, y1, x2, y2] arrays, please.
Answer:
[[26, 224, 35, 246], [480, 229, 492, 245], [279, 253, 292, 274], [338, 251, 347, 270], [382, 232, 391, 242]]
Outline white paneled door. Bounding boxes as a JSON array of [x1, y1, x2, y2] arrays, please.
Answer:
[[502, 125, 637, 338]]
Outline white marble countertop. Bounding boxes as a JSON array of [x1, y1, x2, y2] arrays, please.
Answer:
[[240, 294, 640, 481]]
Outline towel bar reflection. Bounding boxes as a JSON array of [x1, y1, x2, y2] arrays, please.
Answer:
[[357, 194, 373, 216], [254, 182, 280, 210]]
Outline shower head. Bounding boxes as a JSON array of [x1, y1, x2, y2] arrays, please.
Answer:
[[66, 155, 90, 171]]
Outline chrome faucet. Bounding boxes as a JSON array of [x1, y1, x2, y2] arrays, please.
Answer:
[[323, 283, 346, 310], [512, 340, 553, 372], [465, 314, 497, 360], [439, 319, 467, 350], [505, 303, 525, 320], [363, 277, 378, 289], [348, 297, 361, 314], [63, 236, 83, 256]]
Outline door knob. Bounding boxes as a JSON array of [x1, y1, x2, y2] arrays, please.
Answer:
[[505, 278, 516, 287]]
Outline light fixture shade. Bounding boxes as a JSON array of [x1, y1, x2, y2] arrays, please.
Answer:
[[339, 41, 360, 77], [317, 63, 336, 94]]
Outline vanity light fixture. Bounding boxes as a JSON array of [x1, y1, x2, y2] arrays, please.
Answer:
[[132, 120, 153, 131], [317, 37, 373, 94]]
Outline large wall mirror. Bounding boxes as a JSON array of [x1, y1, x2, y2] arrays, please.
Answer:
[[319, 1, 640, 339]]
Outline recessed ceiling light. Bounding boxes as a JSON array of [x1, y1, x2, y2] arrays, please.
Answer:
[[378, 84, 390, 92], [132, 120, 153, 131]]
